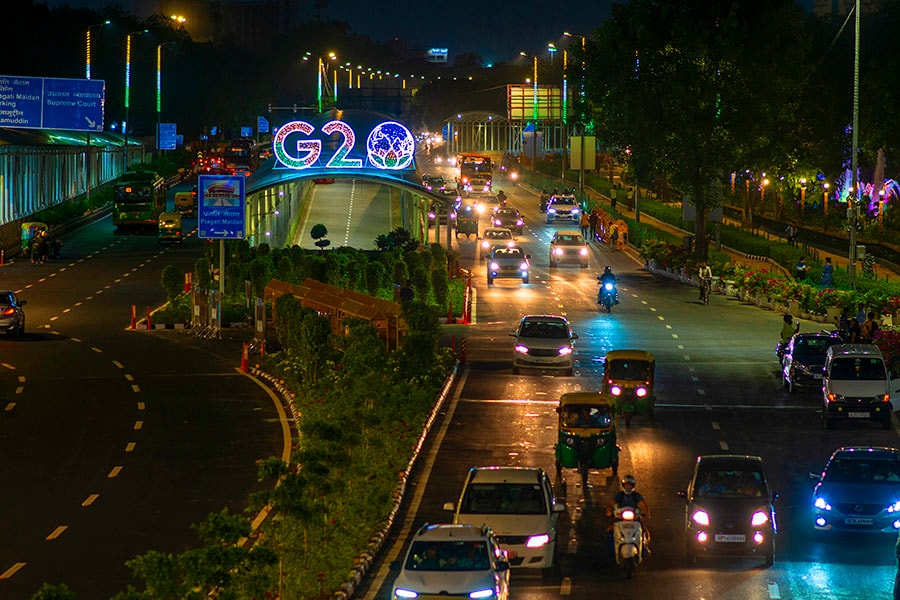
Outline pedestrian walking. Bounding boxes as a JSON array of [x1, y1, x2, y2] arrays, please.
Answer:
[[610, 195, 617, 213], [820, 257, 834, 288], [589, 209, 599, 242], [610, 226, 619, 252], [580, 211, 590, 239], [785, 223, 796, 246]]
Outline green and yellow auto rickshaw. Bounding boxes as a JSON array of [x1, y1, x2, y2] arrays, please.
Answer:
[[602, 349, 656, 427], [455, 202, 479, 238], [555, 392, 619, 487]]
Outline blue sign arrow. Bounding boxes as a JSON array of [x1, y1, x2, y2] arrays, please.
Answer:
[[198, 175, 245, 239]]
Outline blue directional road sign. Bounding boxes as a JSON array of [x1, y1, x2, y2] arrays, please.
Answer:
[[198, 175, 245, 239], [157, 122, 177, 150], [0, 75, 105, 131], [257, 116, 269, 133]]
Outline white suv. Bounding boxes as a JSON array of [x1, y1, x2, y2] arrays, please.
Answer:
[[549, 229, 589, 268], [444, 466, 564, 570], [510, 314, 578, 376], [391, 523, 510, 600]]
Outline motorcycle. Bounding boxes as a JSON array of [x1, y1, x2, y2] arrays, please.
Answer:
[[611, 505, 648, 579], [598, 279, 617, 313]]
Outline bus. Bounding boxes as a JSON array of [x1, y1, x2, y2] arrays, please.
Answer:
[[113, 171, 166, 229], [456, 153, 493, 195]]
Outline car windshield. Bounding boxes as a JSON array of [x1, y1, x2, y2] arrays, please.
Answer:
[[552, 197, 577, 205], [485, 230, 511, 240], [0, 292, 14, 306], [460, 483, 546, 514], [561, 404, 613, 428], [696, 468, 766, 498], [555, 234, 583, 244], [829, 357, 886, 380], [493, 248, 524, 259], [607, 359, 652, 380], [824, 458, 900, 484], [792, 338, 837, 361], [520, 320, 569, 339], [405, 540, 490, 571]]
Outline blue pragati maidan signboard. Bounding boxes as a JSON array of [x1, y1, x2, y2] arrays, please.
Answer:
[[198, 175, 245, 240], [0, 75, 105, 131], [272, 110, 416, 175]]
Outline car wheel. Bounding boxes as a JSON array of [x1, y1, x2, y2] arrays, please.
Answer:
[[16, 319, 25, 337], [788, 378, 796, 394]]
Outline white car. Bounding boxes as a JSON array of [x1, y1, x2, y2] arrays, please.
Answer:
[[0, 290, 26, 337], [549, 229, 589, 268], [391, 523, 510, 600], [510, 314, 578, 376], [478, 227, 516, 261], [546, 194, 581, 224], [444, 466, 564, 570]]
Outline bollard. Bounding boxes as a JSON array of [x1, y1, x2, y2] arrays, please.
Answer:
[[130, 305, 137, 330], [240, 342, 249, 372], [459, 337, 467, 365], [0, 248, 4, 266], [260, 340, 266, 358], [146, 306, 152, 330]]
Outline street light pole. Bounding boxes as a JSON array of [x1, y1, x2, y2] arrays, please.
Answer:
[[848, 0, 861, 288], [84, 20, 109, 204], [123, 30, 148, 172], [532, 55, 537, 171], [157, 42, 177, 139], [565, 32, 587, 192]]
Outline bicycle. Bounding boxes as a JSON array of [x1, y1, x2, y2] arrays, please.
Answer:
[[699, 277, 711, 306]]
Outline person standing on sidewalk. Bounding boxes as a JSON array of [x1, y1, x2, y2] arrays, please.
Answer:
[[580, 211, 590, 239], [611, 194, 617, 213], [820, 257, 834, 288], [589, 208, 599, 242]]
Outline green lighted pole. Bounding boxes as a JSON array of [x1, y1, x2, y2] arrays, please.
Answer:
[[317, 57, 323, 113], [84, 20, 109, 203], [532, 56, 538, 171], [123, 30, 147, 171]]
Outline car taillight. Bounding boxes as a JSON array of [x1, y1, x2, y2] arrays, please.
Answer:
[[2, 307, 14, 317]]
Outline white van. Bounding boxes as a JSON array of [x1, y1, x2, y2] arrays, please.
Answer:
[[444, 466, 564, 570], [822, 344, 894, 429]]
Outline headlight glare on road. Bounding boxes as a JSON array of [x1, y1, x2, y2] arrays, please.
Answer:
[[692, 510, 710, 526], [526, 533, 550, 547]]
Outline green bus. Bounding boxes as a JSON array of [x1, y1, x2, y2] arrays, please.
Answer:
[[113, 171, 166, 229]]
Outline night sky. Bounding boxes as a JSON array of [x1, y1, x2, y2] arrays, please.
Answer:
[[45, 0, 816, 65]]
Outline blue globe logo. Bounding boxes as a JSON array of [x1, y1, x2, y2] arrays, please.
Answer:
[[366, 121, 415, 170]]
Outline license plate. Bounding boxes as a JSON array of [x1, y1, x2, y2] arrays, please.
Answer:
[[714, 534, 746, 543], [848, 411, 870, 418], [844, 517, 873, 525], [813, 374, 822, 379]]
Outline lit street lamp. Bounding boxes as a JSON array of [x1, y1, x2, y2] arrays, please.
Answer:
[[156, 41, 178, 129], [799, 177, 807, 224], [123, 29, 148, 171], [823, 182, 830, 231], [85, 20, 111, 79]]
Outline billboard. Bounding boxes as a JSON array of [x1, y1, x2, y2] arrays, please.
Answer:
[[0, 75, 105, 131], [507, 84, 564, 122]]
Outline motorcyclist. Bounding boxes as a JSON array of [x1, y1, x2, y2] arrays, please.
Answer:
[[539, 189, 549, 212], [597, 266, 619, 305], [778, 314, 800, 359], [497, 190, 508, 206], [606, 475, 651, 558]]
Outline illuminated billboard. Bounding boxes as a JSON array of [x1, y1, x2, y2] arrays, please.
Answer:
[[507, 84, 565, 122]]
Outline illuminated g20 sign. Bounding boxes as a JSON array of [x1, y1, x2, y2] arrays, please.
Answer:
[[273, 119, 416, 171]]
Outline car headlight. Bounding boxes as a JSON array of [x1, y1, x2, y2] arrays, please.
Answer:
[[814, 496, 831, 511], [526, 533, 550, 547], [604, 282, 614, 291], [481, 241, 490, 249], [558, 346, 573, 356], [572, 208, 580, 215], [826, 393, 844, 402], [519, 262, 529, 271], [515, 344, 530, 354], [751, 511, 769, 526], [469, 590, 495, 600], [394, 589, 418, 599], [579, 248, 588, 256], [635, 387, 648, 398], [490, 262, 500, 270], [553, 248, 564, 256], [692, 509, 710, 526], [494, 219, 502, 226], [516, 219, 524, 226], [609, 385, 622, 396], [887, 500, 900, 513], [548, 208, 557, 214]]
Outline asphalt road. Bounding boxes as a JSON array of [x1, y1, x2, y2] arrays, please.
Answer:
[[292, 179, 395, 250], [358, 179, 900, 600], [0, 193, 288, 599]]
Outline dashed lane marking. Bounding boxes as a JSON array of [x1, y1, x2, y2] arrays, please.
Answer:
[[46, 526, 67, 540], [0, 562, 26, 579], [107, 466, 123, 478], [82, 494, 99, 507]]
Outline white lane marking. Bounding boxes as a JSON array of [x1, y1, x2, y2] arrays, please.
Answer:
[[125, 442, 136, 452], [691, 376, 699, 381], [131, 384, 140, 393], [18, 376, 24, 382], [94, 290, 103, 295], [90, 347, 102, 353], [768, 581, 782, 599], [683, 355, 690, 360], [108, 466, 123, 478], [658, 315, 665, 321], [82, 494, 99, 507], [15, 386, 24, 394], [137, 402, 145, 410], [63, 308, 71, 313], [46, 526, 67, 540], [0, 562, 26, 579], [134, 421, 143, 430], [50, 316, 58, 321], [650, 307, 657, 312], [665, 324, 673, 329], [677, 344, 685, 349], [672, 333, 679, 338], [712, 421, 721, 430], [124, 374, 134, 381], [697, 389, 706, 396], [1, 363, 15, 370], [719, 440, 730, 450], [5, 402, 15, 411], [71, 337, 81, 342], [113, 361, 124, 369]]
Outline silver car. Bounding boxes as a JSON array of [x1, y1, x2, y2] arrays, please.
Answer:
[[510, 314, 578, 376], [488, 246, 530, 285], [0, 290, 26, 337], [811, 446, 900, 533]]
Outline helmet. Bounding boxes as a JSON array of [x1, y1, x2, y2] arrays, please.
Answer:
[[621, 475, 636, 490], [604, 266, 612, 274], [783, 314, 792, 324]]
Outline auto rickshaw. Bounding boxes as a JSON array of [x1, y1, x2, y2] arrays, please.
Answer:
[[158, 212, 183, 244], [174, 191, 195, 217], [602, 349, 656, 427], [555, 392, 619, 487], [455, 203, 479, 238], [21, 221, 48, 257]]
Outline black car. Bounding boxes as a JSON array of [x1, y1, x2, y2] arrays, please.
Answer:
[[678, 455, 778, 566], [491, 207, 524, 235], [781, 332, 843, 393]]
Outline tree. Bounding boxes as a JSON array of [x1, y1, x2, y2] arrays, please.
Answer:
[[310, 223, 331, 251], [589, 0, 811, 258], [160, 265, 184, 303]]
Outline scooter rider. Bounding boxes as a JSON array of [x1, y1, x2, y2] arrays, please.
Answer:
[[496, 190, 508, 206], [607, 474, 651, 557], [539, 189, 549, 212], [597, 266, 619, 304], [778, 314, 800, 359]]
